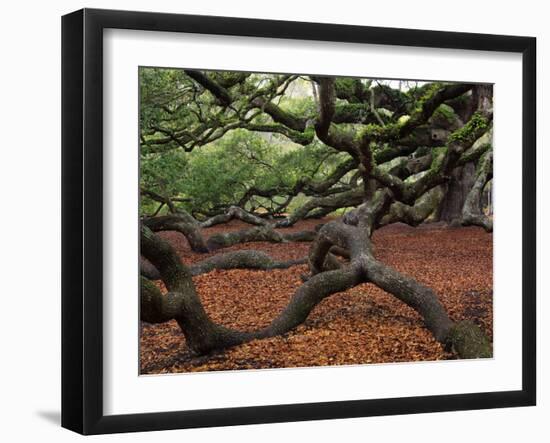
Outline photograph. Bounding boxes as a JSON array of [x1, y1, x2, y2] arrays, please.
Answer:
[[138, 68, 494, 374]]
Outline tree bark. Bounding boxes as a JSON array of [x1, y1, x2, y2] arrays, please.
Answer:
[[461, 150, 493, 232], [200, 206, 270, 228], [206, 225, 315, 251], [143, 214, 209, 253], [189, 250, 306, 276], [438, 162, 476, 223], [140, 257, 161, 280]]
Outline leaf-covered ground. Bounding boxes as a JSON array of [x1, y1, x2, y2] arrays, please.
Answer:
[[140, 219, 493, 374]]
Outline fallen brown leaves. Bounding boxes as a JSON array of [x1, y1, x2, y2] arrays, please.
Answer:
[[140, 219, 493, 374]]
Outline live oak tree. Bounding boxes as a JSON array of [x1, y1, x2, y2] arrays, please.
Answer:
[[140, 68, 493, 359]]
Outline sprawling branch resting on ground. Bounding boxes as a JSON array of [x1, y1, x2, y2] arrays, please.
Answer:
[[142, 207, 317, 259], [141, 249, 307, 281], [141, 225, 363, 353], [206, 225, 316, 251], [142, 214, 209, 253], [141, 211, 491, 358], [189, 250, 307, 276]]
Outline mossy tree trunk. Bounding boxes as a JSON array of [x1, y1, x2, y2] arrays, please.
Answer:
[[438, 162, 476, 224]]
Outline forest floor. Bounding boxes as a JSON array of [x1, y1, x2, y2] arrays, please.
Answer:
[[140, 218, 493, 374]]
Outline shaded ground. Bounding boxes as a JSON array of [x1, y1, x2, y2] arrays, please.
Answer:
[[140, 218, 493, 374]]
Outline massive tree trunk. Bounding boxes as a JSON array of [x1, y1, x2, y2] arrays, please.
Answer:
[[437, 162, 476, 223], [461, 150, 493, 232]]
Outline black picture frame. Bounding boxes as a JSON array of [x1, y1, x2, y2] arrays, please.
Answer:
[[61, 8, 537, 435]]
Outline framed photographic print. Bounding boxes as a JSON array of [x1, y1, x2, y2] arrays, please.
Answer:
[[61, 8, 536, 435]]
